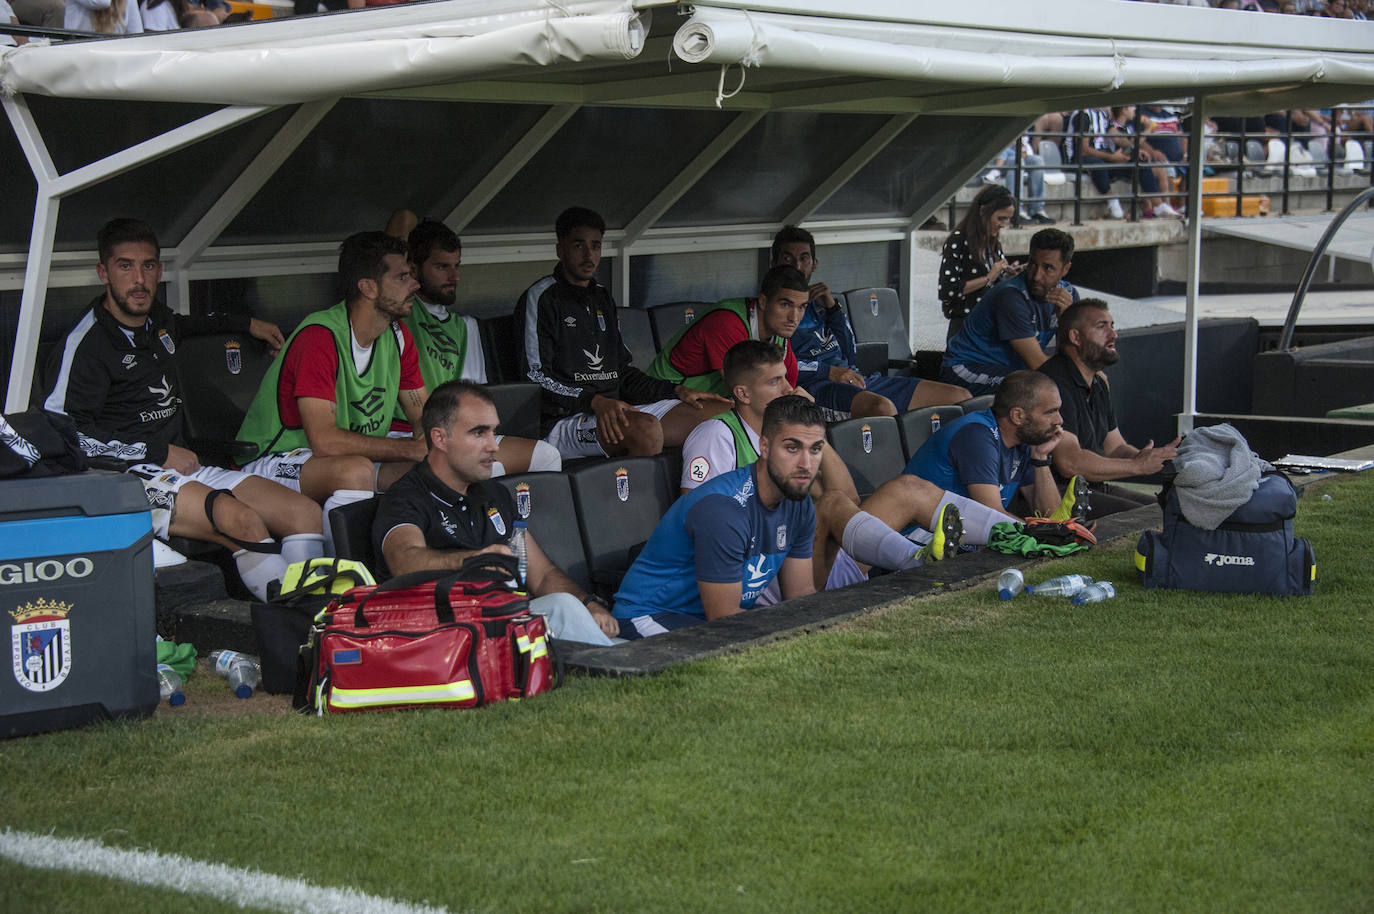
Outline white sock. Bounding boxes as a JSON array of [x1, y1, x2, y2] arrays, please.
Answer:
[[528, 439, 562, 472], [841, 511, 920, 571], [321, 489, 372, 557], [934, 492, 1010, 546], [281, 533, 326, 568], [234, 541, 287, 601]]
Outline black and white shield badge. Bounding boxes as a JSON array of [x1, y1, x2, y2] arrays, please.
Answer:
[[11, 601, 73, 693]]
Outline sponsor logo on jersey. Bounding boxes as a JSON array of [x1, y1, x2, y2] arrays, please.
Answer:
[[615, 467, 629, 502], [582, 345, 605, 370], [11, 598, 73, 693], [515, 482, 531, 519], [689, 456, 710, 483], [487, 507, 506, 538], [1203, 553, 1255, 567], [744, 555, 771, 589], [148, 375, 175, 407]]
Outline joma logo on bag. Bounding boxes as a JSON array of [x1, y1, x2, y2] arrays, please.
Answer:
[[1203, 553, 1255, 567]]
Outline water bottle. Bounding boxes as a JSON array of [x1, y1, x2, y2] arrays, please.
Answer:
[[509, 521, 529, 587], [997, 568, 1026, 601], [1071, 581, 1117, 605], [1029, 574, 1094, 598], [155, 663, 185, 707], [209, 649, 261, 699]]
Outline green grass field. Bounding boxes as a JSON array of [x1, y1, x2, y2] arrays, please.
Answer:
[[3, 473, 1372, 913]]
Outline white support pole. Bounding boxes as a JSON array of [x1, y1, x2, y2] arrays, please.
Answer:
[[612, 248, 632, 313], [173, 100, 335, 274], [6, 195, 60, 414], [781, 114, 917, 227], [1180, 95, 1207, 437], [900, 225, 919, 357], [3, 97, 273, 408], [50, 105, 271, 198], [445, 105, 580, 233], [619, 110, 766, 249]]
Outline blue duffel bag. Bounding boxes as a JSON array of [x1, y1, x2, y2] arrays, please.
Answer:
[[1135, 470, 1315, 596]]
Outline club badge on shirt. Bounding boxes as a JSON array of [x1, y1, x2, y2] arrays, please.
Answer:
[[486, 507, 506, 537], [158, 329, 175, 354]]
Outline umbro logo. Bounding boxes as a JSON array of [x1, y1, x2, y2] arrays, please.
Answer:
[[122, 355, 137, 370], [564, 316, 577, 327], [350, 387, 388, 417]]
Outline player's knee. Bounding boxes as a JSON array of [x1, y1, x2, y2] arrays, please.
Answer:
[[212, 495, 270, 543], [320, 455, 377, 494], [855, 391, 897, 417], [622, 413, 664, 457]]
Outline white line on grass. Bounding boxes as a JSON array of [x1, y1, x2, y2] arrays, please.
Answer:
[[0, 829, 453, 914]]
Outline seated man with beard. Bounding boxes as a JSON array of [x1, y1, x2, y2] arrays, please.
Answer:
[[1036, 300, 1177, 519]]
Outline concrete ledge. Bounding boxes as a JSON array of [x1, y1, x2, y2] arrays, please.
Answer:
[[558, 504, 1163, 678]]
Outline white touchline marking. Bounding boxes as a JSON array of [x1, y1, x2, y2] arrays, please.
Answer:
[[0, 829, 453, 914]]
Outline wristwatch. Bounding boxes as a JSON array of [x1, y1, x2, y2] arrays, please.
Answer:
[[582, 594, 607, 610], [1029, 456, 1052, 468]]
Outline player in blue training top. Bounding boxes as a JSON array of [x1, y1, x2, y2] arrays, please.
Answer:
[[612, 395, 825, 639], [939, 228, 1079, 396], [771, 225, 968, 419], [906, 370, 1066, 517]]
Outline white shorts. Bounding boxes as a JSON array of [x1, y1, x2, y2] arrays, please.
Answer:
[[125, 463, 250, 539], [241, 447, 315, 493], [544, 398, 680, 459]]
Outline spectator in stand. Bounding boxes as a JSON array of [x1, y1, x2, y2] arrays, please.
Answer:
[[1, 0, 28, 42], [65, 0, 141, 32], [982, 137, 1056, 227], [138, 0, 178, 29], [938, 185, 1022, 340], [8, 0, 59, 28], [1110, 106, 1183, 219], [1068, 107, 1169, 220], [177, 5, 215, 25]]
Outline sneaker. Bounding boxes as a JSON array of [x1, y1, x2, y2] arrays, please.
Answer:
[[1048, 475, 1091, 523], [982, 169, 1002, 184], [153, 539, 188, 569], [915, 504, 963, 563], [1153, 201, 1182, 219], [1030, 212, 1056, 225], [1106, 199, 1125, 220], [1017, 209, 1032, 223]]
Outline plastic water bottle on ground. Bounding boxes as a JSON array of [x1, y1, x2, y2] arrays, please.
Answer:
[[510, 520, 529, 587], [156, 663, 185, 707], [997, 568, 1026, 601], [209, 649, 261, 699], [1072, 581, 1117, 605], [1030, 574, 1093, 598]]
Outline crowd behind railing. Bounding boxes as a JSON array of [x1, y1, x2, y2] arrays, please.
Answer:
[[945, 103, 1374, 229], [0, 0, 1371, 41]]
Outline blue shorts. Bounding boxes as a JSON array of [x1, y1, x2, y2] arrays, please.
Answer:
[[614, 610, 704, 640], [807, 372, 923, 419], [939, 362, 1006, 397]]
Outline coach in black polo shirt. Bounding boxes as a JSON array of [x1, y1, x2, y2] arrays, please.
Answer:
[[1037, 299, 1178, 518], [372, 379, 618, 644]]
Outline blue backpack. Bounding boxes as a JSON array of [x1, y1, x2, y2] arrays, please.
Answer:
[[1135, 469, 1315, 596]]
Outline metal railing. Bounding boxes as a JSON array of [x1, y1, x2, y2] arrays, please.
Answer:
[[947, 106, 1374, 228]]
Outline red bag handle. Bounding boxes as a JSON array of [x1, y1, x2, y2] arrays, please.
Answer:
[[351, 554, 519, 628]]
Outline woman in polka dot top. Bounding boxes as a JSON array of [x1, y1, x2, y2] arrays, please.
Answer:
[[938, 185, 1022, 339]]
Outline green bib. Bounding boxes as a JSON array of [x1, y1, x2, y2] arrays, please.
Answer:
[[646, 298, 786, 398], [396, 300, 468, 423], [718, 409, 760, 469], [237, 302, 404, 461]]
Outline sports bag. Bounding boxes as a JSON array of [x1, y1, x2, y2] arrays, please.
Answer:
[[253, 559, 375, 695], [1134, 469, 1315, 596], [297, 555, 557, 714]]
